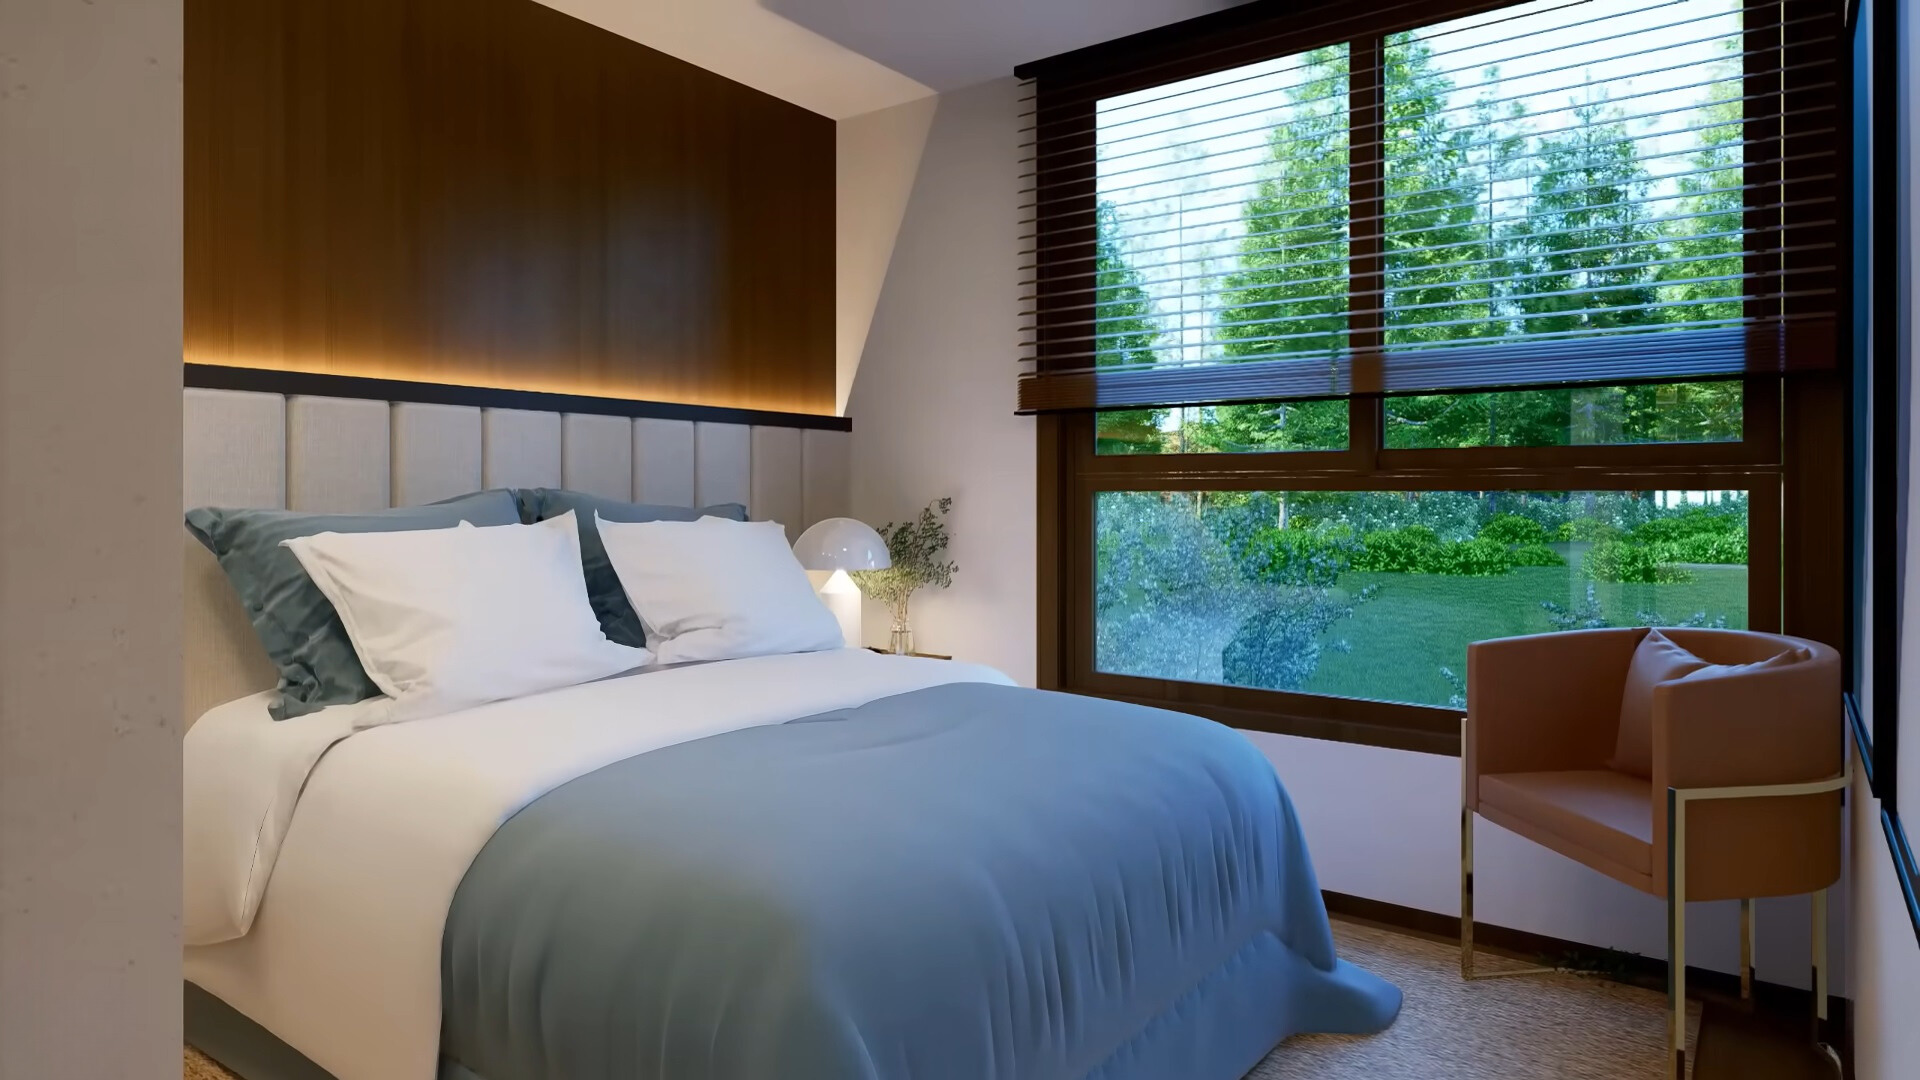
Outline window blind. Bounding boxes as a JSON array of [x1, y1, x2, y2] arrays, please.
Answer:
[[1016, 0, 1844, 414]]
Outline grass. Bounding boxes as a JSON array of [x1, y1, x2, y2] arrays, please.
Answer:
[[1301, 562, 1750, 707]]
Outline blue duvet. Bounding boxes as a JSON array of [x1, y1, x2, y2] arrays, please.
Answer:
[[440, 682, 1399, 1080]]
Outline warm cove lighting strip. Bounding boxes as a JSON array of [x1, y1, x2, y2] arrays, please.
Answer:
[[183, 358, 839, 420], [182, 363, 851, 431]]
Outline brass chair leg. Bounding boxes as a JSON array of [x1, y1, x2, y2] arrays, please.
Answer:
[[1813, 889, 1842, 1076], [1461, 717, 1474, 980], [1739, 897, 1755, 1003], [1668, 786, 1688, 1080], [1459, 717, 1552, 981]]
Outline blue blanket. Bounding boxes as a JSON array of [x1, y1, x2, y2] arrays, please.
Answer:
[[440, 683, 1399, 1080]]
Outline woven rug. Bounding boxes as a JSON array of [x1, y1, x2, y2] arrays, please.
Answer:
[[186, 919, 1698, 1079], [1251, 920, 1699, 1079]]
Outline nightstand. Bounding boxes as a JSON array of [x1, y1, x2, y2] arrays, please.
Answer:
[[865, 647, 953, 661]]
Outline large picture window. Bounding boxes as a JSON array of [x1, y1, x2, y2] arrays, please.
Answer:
[[1022, 0, 1845, 750], [1096, 488, 1752, 709]]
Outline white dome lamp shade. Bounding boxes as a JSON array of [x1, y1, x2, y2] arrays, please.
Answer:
[[791, 518, 891, 649], [792, 517, 892, 573]]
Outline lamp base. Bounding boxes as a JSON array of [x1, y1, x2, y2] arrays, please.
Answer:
[[816, 570, 862, 648]]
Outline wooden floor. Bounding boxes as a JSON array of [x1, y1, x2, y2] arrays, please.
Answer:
[[1694, 997, 1837, 1080]]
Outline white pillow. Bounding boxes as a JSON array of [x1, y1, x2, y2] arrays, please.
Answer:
[[596, 513, 845, 665], [282, 512, 649, 722]]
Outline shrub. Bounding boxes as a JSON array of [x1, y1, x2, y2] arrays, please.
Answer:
[[1543, 584, 1733, 632], [1480, 514, 1548, 547], [1582, 540, 1693, 584], [1094, 493, 1237, 611], [1220, 591, 1363, 692], [1289, 490, 1482, 540], [1542, 584, 1611, 631], [1652, 530, 1747, 565], [1563, 517, 1625, 543], [1240, 526, 1358, 588], [1631, 507, 1744, 545], [1430, 537, 1517, 577], [1511, 543, 1568, 567], [1352, 525, 1442, 573]]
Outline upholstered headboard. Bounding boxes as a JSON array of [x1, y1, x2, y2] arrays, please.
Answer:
[[183, 385, 853, 724]]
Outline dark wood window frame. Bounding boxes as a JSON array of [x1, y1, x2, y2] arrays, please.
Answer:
[[1028, 0, 1851, 756]]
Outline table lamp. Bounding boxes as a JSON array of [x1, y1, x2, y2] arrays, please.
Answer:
[[791, 518, 891, 648]]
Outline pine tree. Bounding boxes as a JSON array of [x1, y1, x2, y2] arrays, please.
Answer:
[[1091, 201, 1170, 453], [1382, 33, 1502, 350], [1197, 47, 1353, 451], [1509, 100, 1662, 336], [1656, 54, 1746, 329], [1375, 40, 1550, 449], [1638, 31, 1745, 444]]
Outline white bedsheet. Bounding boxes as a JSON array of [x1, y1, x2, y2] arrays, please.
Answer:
[[183, 649, 1015, 1080]]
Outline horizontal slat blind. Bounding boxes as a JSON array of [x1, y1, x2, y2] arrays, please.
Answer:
[[1018, 0, 1843, 413]]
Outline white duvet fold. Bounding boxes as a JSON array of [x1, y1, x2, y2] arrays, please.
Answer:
[[183, 650, 1014, 1080]]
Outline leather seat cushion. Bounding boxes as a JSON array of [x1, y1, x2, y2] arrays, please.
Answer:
[[1480, 770, 1654, 875]]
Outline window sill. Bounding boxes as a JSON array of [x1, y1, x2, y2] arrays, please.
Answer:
[[1050, 680, 1462, 756]]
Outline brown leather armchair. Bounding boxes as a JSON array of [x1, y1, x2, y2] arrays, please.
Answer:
[[1461, 627, 1846, 1079]]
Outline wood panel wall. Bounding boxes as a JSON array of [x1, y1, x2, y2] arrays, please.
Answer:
[[186, 0, 836, 415]]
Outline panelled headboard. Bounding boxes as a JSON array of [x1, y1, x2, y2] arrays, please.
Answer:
[[183, 375, 852, 724]]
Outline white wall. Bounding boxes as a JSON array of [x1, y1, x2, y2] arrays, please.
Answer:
[[0, 0, 185, 1075], [849, 78, 1036, 682], [1254, 731, 1824, 989], [850, 72, 1832, 990], [1848, 772, 1920, 1080], [837, 96, 939, 414]]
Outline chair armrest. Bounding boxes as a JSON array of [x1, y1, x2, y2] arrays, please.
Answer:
[[1465, 628, 1646, 806], [1653, 651, 1843, 793], [1649, 647, 1843, 898]]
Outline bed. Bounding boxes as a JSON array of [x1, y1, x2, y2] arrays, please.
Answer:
[[180, 384, 1400, 1080]]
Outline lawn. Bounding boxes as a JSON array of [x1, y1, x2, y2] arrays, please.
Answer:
[[1300, 562, 1750, 707]]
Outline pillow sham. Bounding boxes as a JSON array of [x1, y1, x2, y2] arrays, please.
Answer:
[[515, 489, 747, 649], [282, 513, 648, 724], [186, 490, 521, 719], [597, 513, 844, 665]]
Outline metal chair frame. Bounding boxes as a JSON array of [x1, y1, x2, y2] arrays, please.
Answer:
[[1459, 717, 1848, 1079]]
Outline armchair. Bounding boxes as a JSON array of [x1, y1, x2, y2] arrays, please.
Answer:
[[1462, 627, 1845, 1079]]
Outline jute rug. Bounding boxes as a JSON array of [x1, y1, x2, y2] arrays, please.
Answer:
[[186, 920, 1699, 1079], [1250, 920, 1699, 1079]]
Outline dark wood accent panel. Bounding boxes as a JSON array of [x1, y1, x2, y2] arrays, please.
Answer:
[[186, 0, 835, 415]]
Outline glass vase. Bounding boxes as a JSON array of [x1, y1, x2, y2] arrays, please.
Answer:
[[888, 599, 913, 655]]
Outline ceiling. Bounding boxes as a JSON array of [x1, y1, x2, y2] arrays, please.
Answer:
[[767, 0, 1247, 92], [537, 0, 1248, 118], [533, 0, 933, 119]]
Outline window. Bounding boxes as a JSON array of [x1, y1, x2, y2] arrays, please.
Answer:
[[1022, 0, 1844, 750], [1382, 383, 1744, 449], [1096, 489, 1752, 709]]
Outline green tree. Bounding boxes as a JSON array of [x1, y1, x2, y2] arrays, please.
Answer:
[[1090, 201, 1169, 453], [1508, 100, 1662, 336], [1656, 49, 1745, 329], [1382, 33, 1504, 350], [1376, 38, 1549, 449], [1199, 45, 1352, 452]]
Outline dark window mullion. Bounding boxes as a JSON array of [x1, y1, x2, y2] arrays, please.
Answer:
[[1348, 35, 1387, 465]]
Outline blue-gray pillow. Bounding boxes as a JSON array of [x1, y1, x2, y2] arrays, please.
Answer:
[[516, 489, 748, 649], [186, 490, 522, 719]]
